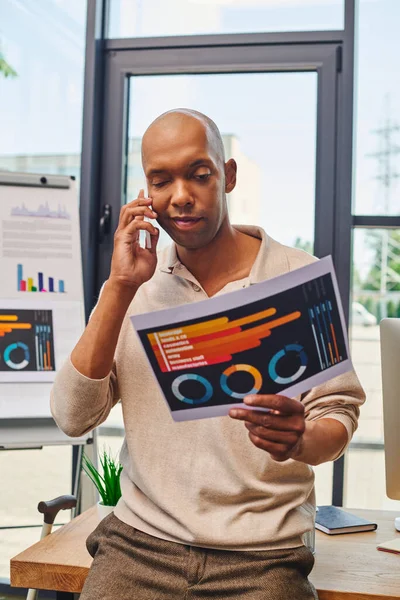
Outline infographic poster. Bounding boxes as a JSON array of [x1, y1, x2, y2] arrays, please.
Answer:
[[0, 182, 84, 302], [131, 257, 353, 422], [0, 309, 56, 382]]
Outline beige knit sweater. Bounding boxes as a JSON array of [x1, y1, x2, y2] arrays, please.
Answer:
[[51, 226, 365, 551]]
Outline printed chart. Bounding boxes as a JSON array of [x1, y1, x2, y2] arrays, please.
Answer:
[[11, 201, 71, 220], [0, 181, 84, 302], [132, 257, 352, 421], [17, 264, 66, 293], [0, 309, 56, 381]]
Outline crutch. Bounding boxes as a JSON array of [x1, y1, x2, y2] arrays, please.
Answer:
[[26, 495, 77, 600]]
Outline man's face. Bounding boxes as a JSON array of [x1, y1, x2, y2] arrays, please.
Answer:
[[142, 117, 234, 249]]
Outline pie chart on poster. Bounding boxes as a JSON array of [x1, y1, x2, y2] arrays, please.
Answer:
[[220, 364, 262, 399], [3, 342, 30, 370], [171, 373, 213, 405], [268, 344, 307, 385]]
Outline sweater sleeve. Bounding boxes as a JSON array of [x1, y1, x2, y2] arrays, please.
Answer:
[[50, 356, 120, 438], [301, 368, 366, 460]]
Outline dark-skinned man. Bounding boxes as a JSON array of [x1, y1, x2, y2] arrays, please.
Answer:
[[51, 109, 365, 600]]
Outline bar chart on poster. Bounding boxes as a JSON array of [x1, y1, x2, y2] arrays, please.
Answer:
[[0, 172, 88, 447], [16, 263, 66, 294]]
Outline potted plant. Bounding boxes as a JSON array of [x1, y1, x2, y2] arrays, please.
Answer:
[[82, 448, 122, 519]]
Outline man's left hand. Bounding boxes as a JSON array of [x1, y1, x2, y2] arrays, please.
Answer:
[[229, 395, 306, 462]]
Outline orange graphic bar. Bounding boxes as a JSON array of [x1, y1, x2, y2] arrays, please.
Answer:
[[188, 326, 242, 346], [0, 315, 18, 321], [157, 317, 229, 339], [47, 341, 52, 370], [0, 323, 32, 330], [181, 308, 277, 344], [263, 312, 301, 331], [330, 323, 340, 361], [211, 308, 276, 334], [202, 338, 262, 360]]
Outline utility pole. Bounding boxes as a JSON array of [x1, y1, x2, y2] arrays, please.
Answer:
[[367, 96, 400, 318]]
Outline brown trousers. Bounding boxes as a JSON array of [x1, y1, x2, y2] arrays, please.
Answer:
[[80, 513, 318, 599]]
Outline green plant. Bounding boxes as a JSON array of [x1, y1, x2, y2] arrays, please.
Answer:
[[0, 46, 17, 78], [82, 449, 123, 506]]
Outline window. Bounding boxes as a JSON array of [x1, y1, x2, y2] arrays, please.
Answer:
[[353, 0, 400, 217], [0, 0, 87, 183], [108, 0, 345, 38], [345, 0, 400, 509], [125, 72, 317, 251], [0, 0, 87, 582]]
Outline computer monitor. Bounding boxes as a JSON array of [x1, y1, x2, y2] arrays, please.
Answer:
[[380, 319, 400, 514]]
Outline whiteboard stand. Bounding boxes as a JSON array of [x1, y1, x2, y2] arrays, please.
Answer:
[[0, 419, 91, 450], [0, 171, 91, 519]]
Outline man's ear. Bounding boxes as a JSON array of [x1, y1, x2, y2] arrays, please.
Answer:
[[224, 159, 237, 193]]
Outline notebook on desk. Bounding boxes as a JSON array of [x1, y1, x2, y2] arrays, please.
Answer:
[[377, 538, 400, 554], [315, 505, 378, 535]]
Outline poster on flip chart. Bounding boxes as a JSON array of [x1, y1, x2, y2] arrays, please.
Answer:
[[131, 257, 352, 422], [0, 175, 85, 411]]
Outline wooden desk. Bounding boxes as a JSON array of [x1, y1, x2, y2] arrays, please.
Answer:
[[10, 508, 400, 599]]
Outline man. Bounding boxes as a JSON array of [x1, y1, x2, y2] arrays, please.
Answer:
[[51, 109, 365, 599]]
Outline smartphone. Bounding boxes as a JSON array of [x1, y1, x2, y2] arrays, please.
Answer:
[[139, 198, 153, 249]]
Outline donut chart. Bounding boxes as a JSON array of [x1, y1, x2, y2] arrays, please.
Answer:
[[3, 342, 30, 370], [220, 364, 262, 399], [171, 373, 213, 405], [268, 344, 307, 385]]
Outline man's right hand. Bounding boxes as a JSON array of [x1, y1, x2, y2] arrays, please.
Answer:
[[109, 189, 160, 291]]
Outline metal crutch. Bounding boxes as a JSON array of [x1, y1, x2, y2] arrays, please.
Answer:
[[26, 495, 77, 600]]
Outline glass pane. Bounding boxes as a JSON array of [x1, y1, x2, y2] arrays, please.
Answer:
[[345, 449, 400, 510], [353, 0, 400, 215], [0, 0, 87, 184], [0, 0, 87, 582], [126, 73, 317, 253], [348, 228, 400, 443], [346, 227, 400, 508], [109, 0, 344, 38], [0, 446, 72, 580], [314, 461, 333, 505]]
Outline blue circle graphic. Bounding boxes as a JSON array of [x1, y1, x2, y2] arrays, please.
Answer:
[[268, 344, 308, 385], [4, 342, 30, 370], [171, 373, 213, 405]]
